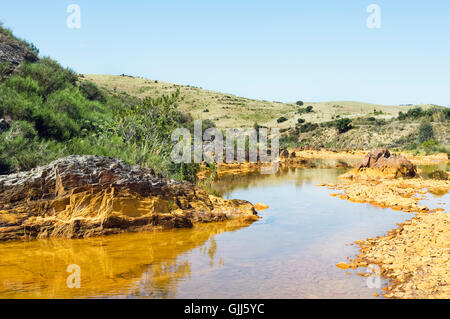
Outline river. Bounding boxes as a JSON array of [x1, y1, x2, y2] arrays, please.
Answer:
[[0, 166, 437, 299]]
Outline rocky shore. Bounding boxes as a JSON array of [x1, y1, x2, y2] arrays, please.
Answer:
[[349, 212, 449, 299], [323, 148, 449, 298], [0, 156, 258, 241], [210, 148, 448, 178]]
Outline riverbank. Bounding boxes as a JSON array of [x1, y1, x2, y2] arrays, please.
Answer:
[[318, 149, 449, 298], [321, 178, 449, 213], [210, 149, 448, 178], [350, 211, 449, 299]]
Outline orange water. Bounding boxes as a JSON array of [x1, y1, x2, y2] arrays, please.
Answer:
[[0, 167, 420, 298]]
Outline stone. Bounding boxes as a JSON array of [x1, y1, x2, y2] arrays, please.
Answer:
[[350, 148, 417, 179], [253, 203, 269, 211], [0, 155, 258, 241], [0, 119, 9, 133]]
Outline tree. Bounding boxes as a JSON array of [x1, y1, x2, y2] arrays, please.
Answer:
[[305, 105, 313, 113], [277, 116, 288, 123], [418, 121, 434, 143], [296, 101, 304, 106], [336, 118, 352, 133]]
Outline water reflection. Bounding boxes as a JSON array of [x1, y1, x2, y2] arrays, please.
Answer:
[[0, 220, 253, 299], [213, 166, 348, 197]]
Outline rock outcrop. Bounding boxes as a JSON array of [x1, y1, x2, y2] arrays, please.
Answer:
[[0, 32, 38, 66], [0, 156, 257, 241], [344, 148, 416, 179]]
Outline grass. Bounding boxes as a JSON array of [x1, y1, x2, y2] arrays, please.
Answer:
[[86, 74, 438, 129]]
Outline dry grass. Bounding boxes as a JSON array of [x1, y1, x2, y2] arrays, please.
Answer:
[[85, 74, 436, 129]]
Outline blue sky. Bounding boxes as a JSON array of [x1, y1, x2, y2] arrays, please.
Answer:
[[1, 0, 449, 105]]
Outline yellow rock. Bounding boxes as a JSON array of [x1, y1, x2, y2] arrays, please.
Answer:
[[336, 262, 352, 270], [253, 203, 269, 211]]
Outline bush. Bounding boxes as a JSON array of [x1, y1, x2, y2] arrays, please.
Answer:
[[16, 57, 78, 96], [277, 116, 288, 123], [296, 101, 304, 106], [297, 106, 314, 114], [79, 80, 106, 103], [297, 118, 305, 124], [0, 121, 60, 173], [335, 118, 352, 133], [297, 122, 318, 133], [418, 121, 434, 143], [430, 170, 448, 180]]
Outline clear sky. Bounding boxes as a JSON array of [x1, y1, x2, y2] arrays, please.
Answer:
[[1, 0, 449, 106]]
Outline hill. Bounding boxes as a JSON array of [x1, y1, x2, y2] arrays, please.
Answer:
[[86, 74, 449, 153], [0, 25, 199, 180], [85, 74, 437, 129]]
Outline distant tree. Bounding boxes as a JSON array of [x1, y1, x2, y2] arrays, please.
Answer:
[[296, 101, 304, 106], [406, 107, 423, 119], [336, 118, 352, 133], [418, 121, 434, 143], [305, 105, 313, 113]]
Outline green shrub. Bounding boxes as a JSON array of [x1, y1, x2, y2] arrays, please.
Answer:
[[297, 118, 305, 124], [16, 58, 77, 96], [430, 170, 448, 180], [79, 80, 106, 103], [0, 121, 61, 173], [277, 116, 288, 123], [297, 106, 314, 114], [418, 121, 434, 143], [296, 101, 304, 106], [297, 122, 318, 133], [335, 118, 352, 133]]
